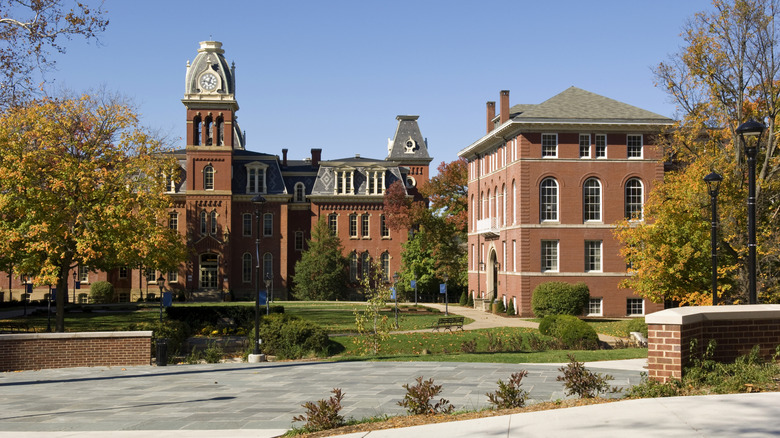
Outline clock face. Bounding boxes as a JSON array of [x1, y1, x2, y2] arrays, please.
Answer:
[[200, 73, 218, 91]]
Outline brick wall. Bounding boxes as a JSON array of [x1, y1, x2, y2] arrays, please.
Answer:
[[0, 331, 152, 372], [646, 305, 780, 382]]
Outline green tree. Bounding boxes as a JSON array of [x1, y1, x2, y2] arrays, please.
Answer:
[[0, 93, 187, 331], [353, 260, 393, 355], [617, 0, 780, 304], [385, 159, 468, 294], [292, 217, 348, 300], [0, 1, 108, 105]]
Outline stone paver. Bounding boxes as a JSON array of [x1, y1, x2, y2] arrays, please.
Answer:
[[0, 360, 643, 433]]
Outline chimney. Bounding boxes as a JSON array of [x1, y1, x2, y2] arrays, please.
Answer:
[[486, 101, 496, 134], [282, 148, 288, 167], [500, 90, 510, 125], [311, 148, 322, 167]]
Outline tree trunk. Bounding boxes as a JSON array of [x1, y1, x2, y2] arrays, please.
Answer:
[[55, 260, 71, 332]]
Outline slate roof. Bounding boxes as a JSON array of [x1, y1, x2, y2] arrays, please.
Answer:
[[509, 87, 672, 124], [386, 115, 432, 162]]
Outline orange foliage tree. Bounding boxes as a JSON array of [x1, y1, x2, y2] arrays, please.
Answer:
[[0, 93, 187, 331]]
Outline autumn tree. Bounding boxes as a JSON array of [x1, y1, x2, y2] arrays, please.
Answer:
[[0, 0, 108, 106], [617, 0, 780, 304], [0, 93, 187, 331], [292, 217, 348, 300], [386, 159, 468, 296]]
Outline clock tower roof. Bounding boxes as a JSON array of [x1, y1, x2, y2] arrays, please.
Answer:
[[183, 41, 238, 110]]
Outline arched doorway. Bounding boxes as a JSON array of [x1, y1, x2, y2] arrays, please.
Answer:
[[199, 253, 219, 289], [486, 249, 498, 302]]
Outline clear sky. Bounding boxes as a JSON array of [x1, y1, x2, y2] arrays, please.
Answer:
[[47, 0, 713, 168]]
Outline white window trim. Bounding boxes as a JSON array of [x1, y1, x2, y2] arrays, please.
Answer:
[[245, 162, 269, 194], [542, 133, 558, 158], [579, 133, 591, 159], [585, 240, 603, 273], [588, 298, 603, 317], [541, 240, 559, 273], [627, 134, 643, 159], [595, 134, 607, 159]]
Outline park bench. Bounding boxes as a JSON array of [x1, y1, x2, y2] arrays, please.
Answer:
[[431, 316, 465, 332], [0, 321, 36, 334]]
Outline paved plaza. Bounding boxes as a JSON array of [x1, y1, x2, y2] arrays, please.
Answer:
[[0, 359, 643, 435]]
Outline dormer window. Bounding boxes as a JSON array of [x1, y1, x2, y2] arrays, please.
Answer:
[[245, 162, 268, 194], [365, 169, 385, 195], [404, 136, 418, 153], [294, 182, 306, 202], [335, 169, 355, 195]]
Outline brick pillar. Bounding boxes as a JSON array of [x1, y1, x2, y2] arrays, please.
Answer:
[[647, 323, 683, 382]]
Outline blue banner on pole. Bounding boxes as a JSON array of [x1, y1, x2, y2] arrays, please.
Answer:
[[259, 291, 268, 305], [162, 291, 173, 308], [25, 284, 33, 294], [440, 284, 446, 294], [390, 287, 396, 300], [75, 281, 81, 290], [410, 280, 416, 289]]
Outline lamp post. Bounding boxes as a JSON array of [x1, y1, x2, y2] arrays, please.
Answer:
[[736, 119, 766, 304], [443, 273, 449, 316], [264, 272, 272, 316], [72, 269, 77, 304], [251, 194, 266, 358], [392, 272, 399, 329], [413, 274, 418, 306], [46, 284, 52, 332], [157, 274, 165, 322], [704, 172, 723, 305]]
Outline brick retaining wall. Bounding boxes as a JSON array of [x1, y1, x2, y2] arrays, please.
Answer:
[[0, 331, 153, 372], [646, 305, 780, 382]]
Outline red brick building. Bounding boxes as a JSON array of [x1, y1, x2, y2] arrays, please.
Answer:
[[0, 41, 431, 302], [458, 88, 673, 317]]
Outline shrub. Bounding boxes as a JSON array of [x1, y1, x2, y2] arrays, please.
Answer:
[[557, 354, 620, 398], [626, 318, 648, 338], [506, 301, 515, 316], [627, 373, 682, 398], [459, 290, 468, 306], [487, 371, 529, 409], [252, 314, 330, 359], [539, 314, 599, 349], [89, 281, 115, 304], [292, 388, 346, 432], [398, 376, 454, 415], [460, 340, 477, 353], [166, 305, 283, 332], [493, 300, 505, 314], [129, 320, 192, 356], [531, 281, 589, 317], [467, 292, 474, 307]]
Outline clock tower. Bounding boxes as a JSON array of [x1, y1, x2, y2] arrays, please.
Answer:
[[180, 41, 241, 297]]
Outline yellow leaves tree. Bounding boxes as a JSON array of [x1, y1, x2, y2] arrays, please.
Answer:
[[0, 93, 186, 331], [619, 0, 780, 304]]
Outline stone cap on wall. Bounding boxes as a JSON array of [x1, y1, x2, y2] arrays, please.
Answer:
[[0, 331, 153, 341], [646, 305, 780, 325]]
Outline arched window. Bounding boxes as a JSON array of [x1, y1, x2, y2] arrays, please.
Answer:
[[381, 252, 390, 282], [205, 116, 214, 146], [502, 183, 507, 226], [193, 115, 201, 146], [263, 253, 273, 284], [583, 178, 602, 222], [242, 253, 252, 283], [471, 194, 476, 231], [204, 165, 214, 190], [263, 213, 273, 236], [328, 213, 338, 235], [625, 178, 644, 220], [487, 189, 492, 219], [200, 210, 207, 235], [216, 116, 224, 146], [294, 182, 306, 202], [512, 180, 517, 224], [540, 178, 558, 222], [349, 252, 358, 282], [209, 210, 218, 235], [349, 213, 358, 238], [360, 251, 371, 279]]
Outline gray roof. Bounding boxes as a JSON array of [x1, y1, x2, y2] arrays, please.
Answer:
[[386, 115, 432, 162], [510, 87, 672, 124]]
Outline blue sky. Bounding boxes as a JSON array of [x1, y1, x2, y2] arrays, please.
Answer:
[[48, 0, 713, 168]]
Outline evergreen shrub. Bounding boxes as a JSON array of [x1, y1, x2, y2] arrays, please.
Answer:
[[539, 314, 599, 349], [531, 281, 590, 317], [89, 281, 115, 304]]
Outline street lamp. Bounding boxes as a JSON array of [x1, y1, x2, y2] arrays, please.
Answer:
[[704, 171, 723, 305], [736, 119, 766, 304], [72, 269, 77, 304], [413, 274, 418, 306], [264, 272, 272, 316], [392, 272, 399, 329], [157, 274, 166, 322], [443, 273, 449, 316], [251, 194, 266, 359]]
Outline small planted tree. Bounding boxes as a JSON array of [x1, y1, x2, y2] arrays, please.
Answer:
[[398, 376, 454, 415], [486, 371, 529, 409], [292, 217, 348, 300], [292, 388, 346, 432], [353, 260, 393, 355]]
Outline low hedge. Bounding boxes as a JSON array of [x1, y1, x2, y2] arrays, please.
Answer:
[[531, 282, 590, 317], [539, 314, 599, 350], [249, 314, 331, 359], [165, 305, 284, 331]]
